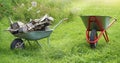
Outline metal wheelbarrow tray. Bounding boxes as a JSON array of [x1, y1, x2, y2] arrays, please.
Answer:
[[10, 18, 68, 49], [14, 30, 53, 40], [80, 16, 116, 48]]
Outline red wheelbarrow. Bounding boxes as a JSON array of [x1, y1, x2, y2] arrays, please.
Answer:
[[80, 16, 117, 48]]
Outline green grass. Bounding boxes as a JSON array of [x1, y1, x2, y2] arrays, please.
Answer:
[[0, 0, 120, 63]]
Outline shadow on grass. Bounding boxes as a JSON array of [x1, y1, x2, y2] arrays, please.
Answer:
[[70, 39, 110, 55]]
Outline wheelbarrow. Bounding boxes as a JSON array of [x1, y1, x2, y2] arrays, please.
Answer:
[[9, 18, 68, 49], [80, 16, 117, 48]]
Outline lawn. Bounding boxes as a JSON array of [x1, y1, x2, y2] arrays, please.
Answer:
[[0, 0, 120, 63]]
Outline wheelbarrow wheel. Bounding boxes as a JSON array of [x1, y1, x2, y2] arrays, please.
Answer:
[[10, 38, 25, 49], [90, 29, 98, 48]]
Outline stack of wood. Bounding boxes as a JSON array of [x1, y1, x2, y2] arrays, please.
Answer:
[[8, 14, 54, 34]]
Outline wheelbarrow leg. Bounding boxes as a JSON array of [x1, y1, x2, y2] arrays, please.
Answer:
[[35, 40, 42, 47], [47, 36, 50, 47], [27, 40, 32, 46], [103, 31, 109, 42]]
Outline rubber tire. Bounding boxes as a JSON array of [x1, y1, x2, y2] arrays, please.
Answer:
[[10, 38, 25, 49], [90, 29, 97, 48]]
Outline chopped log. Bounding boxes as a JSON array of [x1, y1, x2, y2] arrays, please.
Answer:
[[8, 14, 54, 34]]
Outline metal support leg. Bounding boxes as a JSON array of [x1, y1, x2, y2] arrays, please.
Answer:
[[103, 31, 109, 42], [35, 40, 41, 47], [27, 40, 32, 46], [47, 36, 50, 47]]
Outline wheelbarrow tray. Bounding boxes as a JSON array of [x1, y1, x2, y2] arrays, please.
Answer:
[[13, 30, 53, 40], [81, 16, 111, 31]]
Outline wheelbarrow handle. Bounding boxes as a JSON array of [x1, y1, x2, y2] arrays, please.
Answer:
[[52, 18, 68, 30], [8, 17, 14, 24], [107, 17, 117, 29]]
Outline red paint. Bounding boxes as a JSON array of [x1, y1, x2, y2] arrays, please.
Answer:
[[85, 16, 112, 44]]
